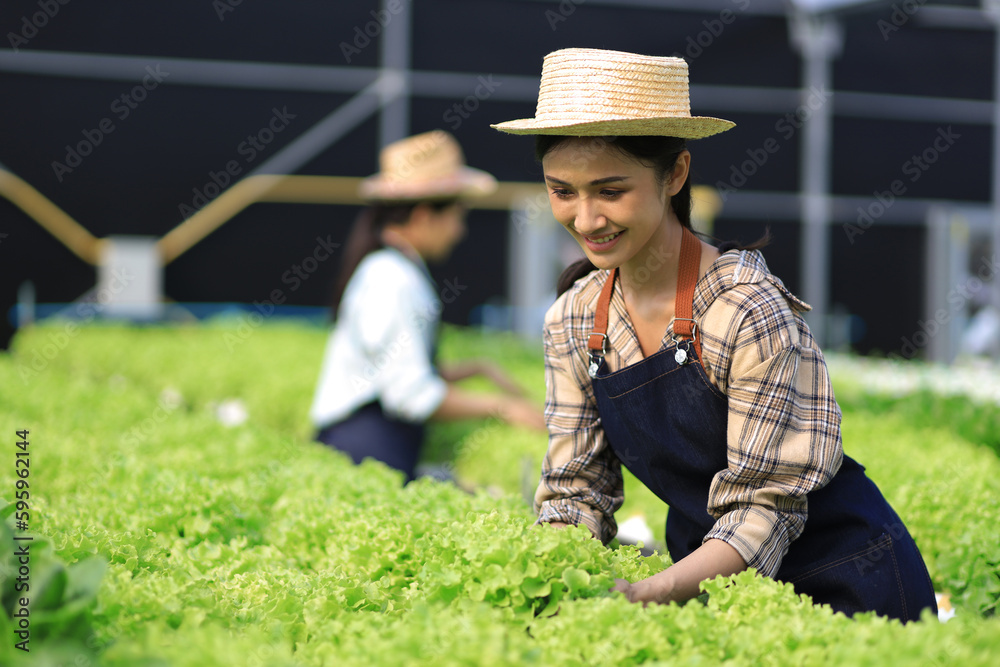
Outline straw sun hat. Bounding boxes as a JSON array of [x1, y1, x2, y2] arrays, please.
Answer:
[[359, 130, 497, 202], [491, 48, 734, 139]]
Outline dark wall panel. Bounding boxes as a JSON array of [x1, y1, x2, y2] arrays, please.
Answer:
[[0, 0, 993, 356], [3, 1, 376, 65], [838, 12, 992, 101], [830, 224, 926, 356], [831, 117, 990, 201]]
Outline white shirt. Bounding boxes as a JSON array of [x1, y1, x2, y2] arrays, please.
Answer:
[[309, 247, 448, 428]]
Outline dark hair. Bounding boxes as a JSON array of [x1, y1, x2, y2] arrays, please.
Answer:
[[329, 199, 457, 319], [535, 135, 770, 296]]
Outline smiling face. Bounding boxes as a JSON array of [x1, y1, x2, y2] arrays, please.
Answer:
[[541, 137, 689, 274]]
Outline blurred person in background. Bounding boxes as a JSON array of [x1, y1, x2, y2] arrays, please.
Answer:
[[493, 48, 936, 622], [310, 130, 545, 482], [959, 242, 1000, 361]]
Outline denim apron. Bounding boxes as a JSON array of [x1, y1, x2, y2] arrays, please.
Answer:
[[316, 246, 439, 483], [588, 227, 936, 621]]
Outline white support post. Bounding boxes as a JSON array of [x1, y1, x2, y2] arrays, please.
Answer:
[[924, 208, 971, 364], [16, 281, 35, 328], [378, 0, 411, 148], [507, 198, 560, 339], [988, 0, 1000, 361], [790, 12, 842, 348], [98, 236, 163, 320]]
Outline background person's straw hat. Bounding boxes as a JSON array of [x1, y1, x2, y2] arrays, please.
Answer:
[[491, 48, 735, 139], [359, 130, 497, 202]]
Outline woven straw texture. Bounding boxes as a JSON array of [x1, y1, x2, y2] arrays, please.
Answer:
[[359, 130, 496, 202], [492, 48, 734, 138]]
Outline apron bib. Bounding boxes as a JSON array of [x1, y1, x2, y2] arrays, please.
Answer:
[[587, 227, 936, 621]]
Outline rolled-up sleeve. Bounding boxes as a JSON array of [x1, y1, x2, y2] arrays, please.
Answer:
[[534, 294, 623, 544], [702, 283, 843, 577]]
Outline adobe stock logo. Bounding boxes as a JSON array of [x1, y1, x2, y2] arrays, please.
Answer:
[[898, 253, 999, 359], [224, 235, 340, 351], [178, 107, 296, 220], [672, 0, 751, 61], [213, 0, 244, 21], [15, 272, 133, 384], [339, 1, 409, 63], [50, 65, 170, 182], [877, 0, 928, 41], [545, 0, 586, 30], [843, 126, 960, 244], [715, 86, 831, 200], [6, 0, 71, 52], [442, 76, 502, 131], [348, 277, 467, 393]]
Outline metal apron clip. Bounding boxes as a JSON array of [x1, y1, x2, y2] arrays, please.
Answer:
[[670, 318, 699, 366], [588, 332, 608, 378]]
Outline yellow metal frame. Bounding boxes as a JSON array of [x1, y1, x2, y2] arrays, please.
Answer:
[[0, 168, 547, 266], [0, 168, 106, 265], [1, 167, 722, 266]]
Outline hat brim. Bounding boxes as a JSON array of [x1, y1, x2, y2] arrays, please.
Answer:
[[491, 116, 735, 139], [359, 166, 498, 202]]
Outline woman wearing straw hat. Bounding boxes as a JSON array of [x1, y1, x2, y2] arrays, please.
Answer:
[[493, 48, 936, 621], [310, 130, 545, 482]]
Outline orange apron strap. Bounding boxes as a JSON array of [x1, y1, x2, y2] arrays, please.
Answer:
[[673, 226, 703, 361], [588, 268, 617, 354], [587, 225, 704, 370]]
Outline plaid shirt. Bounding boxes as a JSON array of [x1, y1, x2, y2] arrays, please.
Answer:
[[536, 249, 844, 578]]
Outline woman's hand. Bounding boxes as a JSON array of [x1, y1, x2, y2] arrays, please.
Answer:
[[611, 578, 639, 604], [479, 362, 527, 397], [439, 360, 527, 397], [611, 578, 656, 606], [432, 388, 546, 431], [436, 361, 545, 429], [498, 396, 547, 431], [611, 539, 747, 606]]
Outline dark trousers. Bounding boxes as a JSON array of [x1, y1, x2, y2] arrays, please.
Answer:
[[315, 402, 424, 482]]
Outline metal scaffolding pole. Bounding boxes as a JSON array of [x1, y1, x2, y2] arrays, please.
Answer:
[[790, 12, 842, 348], [990, 0, 1000, 362], [378, 0, 411, 148], [507, 197, 560, 339]]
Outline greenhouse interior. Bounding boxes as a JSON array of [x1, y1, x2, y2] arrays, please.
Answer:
[[2, 1, 999, 665]]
